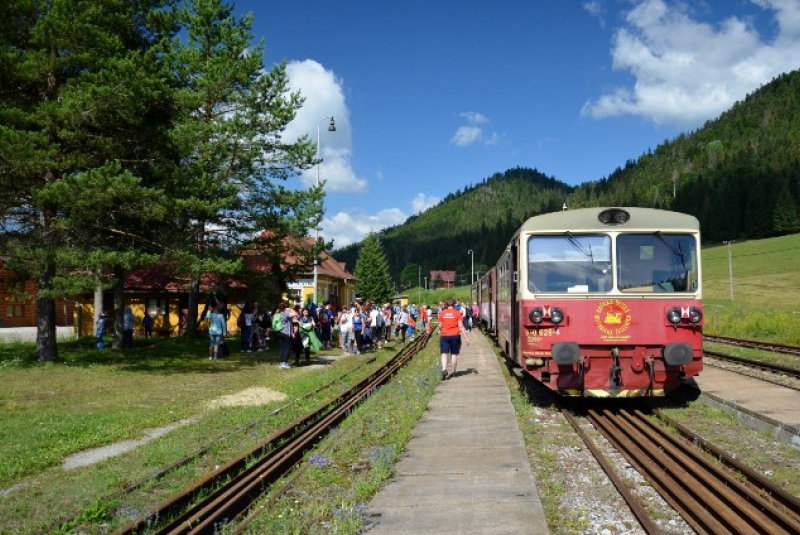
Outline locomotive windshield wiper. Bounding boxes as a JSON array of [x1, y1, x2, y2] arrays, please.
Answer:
[[654, 231, 687, 271], [565, 231, 594, 264]]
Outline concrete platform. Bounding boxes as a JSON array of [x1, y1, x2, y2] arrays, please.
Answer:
[[366, 332, 549, 534], [694, 365, 800, 447]]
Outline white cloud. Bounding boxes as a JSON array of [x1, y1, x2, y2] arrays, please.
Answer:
[[284, 60, 368, 193], [451, 111, 501, 147], [484, 132, 501, 146], [322, 208, 407, 249], [582, 0, 800, 125], [323, 193, 441, 248], [459, 111, 490, 124], [451, 125, 483, 147], [583, 0, 606, 27], [412, 193, 440, 213]]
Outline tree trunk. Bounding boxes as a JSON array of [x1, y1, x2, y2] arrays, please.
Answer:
[[186, 276, 200, 336], [93, 285, 104, 325], [113, 265, 125, 350], [36, 260, 58, 362]]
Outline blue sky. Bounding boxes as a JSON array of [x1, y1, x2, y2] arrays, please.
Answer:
[[233, 0, 800, 248]]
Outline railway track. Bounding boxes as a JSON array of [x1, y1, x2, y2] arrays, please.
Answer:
[[114, 334, 430, 534], [48, 355, 381, 533], [564, 403, 800, 534], [705, 335, 800, 357], [704, 349, 800, 381]]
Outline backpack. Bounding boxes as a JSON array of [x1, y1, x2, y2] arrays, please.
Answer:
[[272, 313, 284, 332], [319, 310, 329, 324]]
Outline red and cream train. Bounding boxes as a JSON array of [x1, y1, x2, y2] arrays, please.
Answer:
[[473, 207, 703, 397]]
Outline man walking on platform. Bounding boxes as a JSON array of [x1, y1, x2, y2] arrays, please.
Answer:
[[438, 298, 469, 380]]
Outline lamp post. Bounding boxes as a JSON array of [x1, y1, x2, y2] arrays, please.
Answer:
[[467, 249, 474, 286], [312, 116, 336, 305]]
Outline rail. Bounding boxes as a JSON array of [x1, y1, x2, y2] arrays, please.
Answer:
[[114, 333, 431, 534]]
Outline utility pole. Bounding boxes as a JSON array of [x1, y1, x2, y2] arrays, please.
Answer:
[[418, 265, 421, 305], [724, 240, 734, 300]]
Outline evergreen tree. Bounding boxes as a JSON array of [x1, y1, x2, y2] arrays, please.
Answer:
[[0, 0, 178, 359], [773, 184, 800, 234], [399, 263, 420, 289], [166, 0, 319, 334], [353, 234, 393, 304]]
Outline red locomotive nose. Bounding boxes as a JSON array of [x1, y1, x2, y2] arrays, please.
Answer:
[[478, 206, 702, 398]]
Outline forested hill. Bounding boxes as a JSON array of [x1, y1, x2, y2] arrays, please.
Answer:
[[334, 69, 800, 283], [568, 69, 800, 243], [333, 168, 573, 283]]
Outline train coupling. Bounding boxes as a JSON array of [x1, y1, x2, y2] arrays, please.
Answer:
[[609, 347, 623, 387]]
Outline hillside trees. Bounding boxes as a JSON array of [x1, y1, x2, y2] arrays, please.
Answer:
[[0, 0, 179, 359], [353, 234, 393, 304], [399, 263, 420, 289], [166, 0, 319, 335]]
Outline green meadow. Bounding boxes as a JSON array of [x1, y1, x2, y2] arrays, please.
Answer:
[[701, 234, 800, 344]]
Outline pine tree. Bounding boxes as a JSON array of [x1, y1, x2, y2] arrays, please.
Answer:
[[0, 0, 178, 359], [166, 0, 319, 334], [353, 234, 393, 304], [772, 184, 800, 235]]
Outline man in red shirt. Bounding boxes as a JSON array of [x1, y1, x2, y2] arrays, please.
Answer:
[[438, 298, 469, 380]]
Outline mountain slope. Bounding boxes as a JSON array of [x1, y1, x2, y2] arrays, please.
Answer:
[[334, 168, 573, 281]]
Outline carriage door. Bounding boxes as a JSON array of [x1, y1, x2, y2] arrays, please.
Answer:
[[511, 238, 520, 362]]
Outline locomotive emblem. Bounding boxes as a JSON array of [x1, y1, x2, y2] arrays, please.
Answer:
[[594, 300, 632, 339]]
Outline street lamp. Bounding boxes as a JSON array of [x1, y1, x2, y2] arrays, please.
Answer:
[[467, 249, 474, 286], [312, 116, 336, 305]]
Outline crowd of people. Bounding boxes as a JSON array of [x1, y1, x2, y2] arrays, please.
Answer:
[[95, 296, 482, 376], [197, 295, 480, 378]]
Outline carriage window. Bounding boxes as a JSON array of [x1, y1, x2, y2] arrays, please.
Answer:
[[617, 233, 698, 293], [527, 234, 612, 293]]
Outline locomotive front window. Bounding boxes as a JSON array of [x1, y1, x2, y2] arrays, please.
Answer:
[[617, 233, 698, 293], [527, 234, 611, 293]]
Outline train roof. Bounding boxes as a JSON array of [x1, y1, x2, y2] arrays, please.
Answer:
[[519, 207, 699, 233]]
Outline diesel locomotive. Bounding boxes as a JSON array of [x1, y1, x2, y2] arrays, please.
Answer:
[[473, 207, 703, 397]]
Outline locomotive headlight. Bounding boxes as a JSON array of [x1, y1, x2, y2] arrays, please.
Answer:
[[688, 307, 703, 324], [666, 308, 682, 325], [529, 307, 544, 325], [549, 307, 564, 325], [598, 208, 630, 226]]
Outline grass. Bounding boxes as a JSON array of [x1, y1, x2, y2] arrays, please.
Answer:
[[701, 233, 800, 344], [656, 403, 800, 497], [0, 335, 434, 533]]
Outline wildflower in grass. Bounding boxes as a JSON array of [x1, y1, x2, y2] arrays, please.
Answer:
[[309, 454, 333, 467]]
